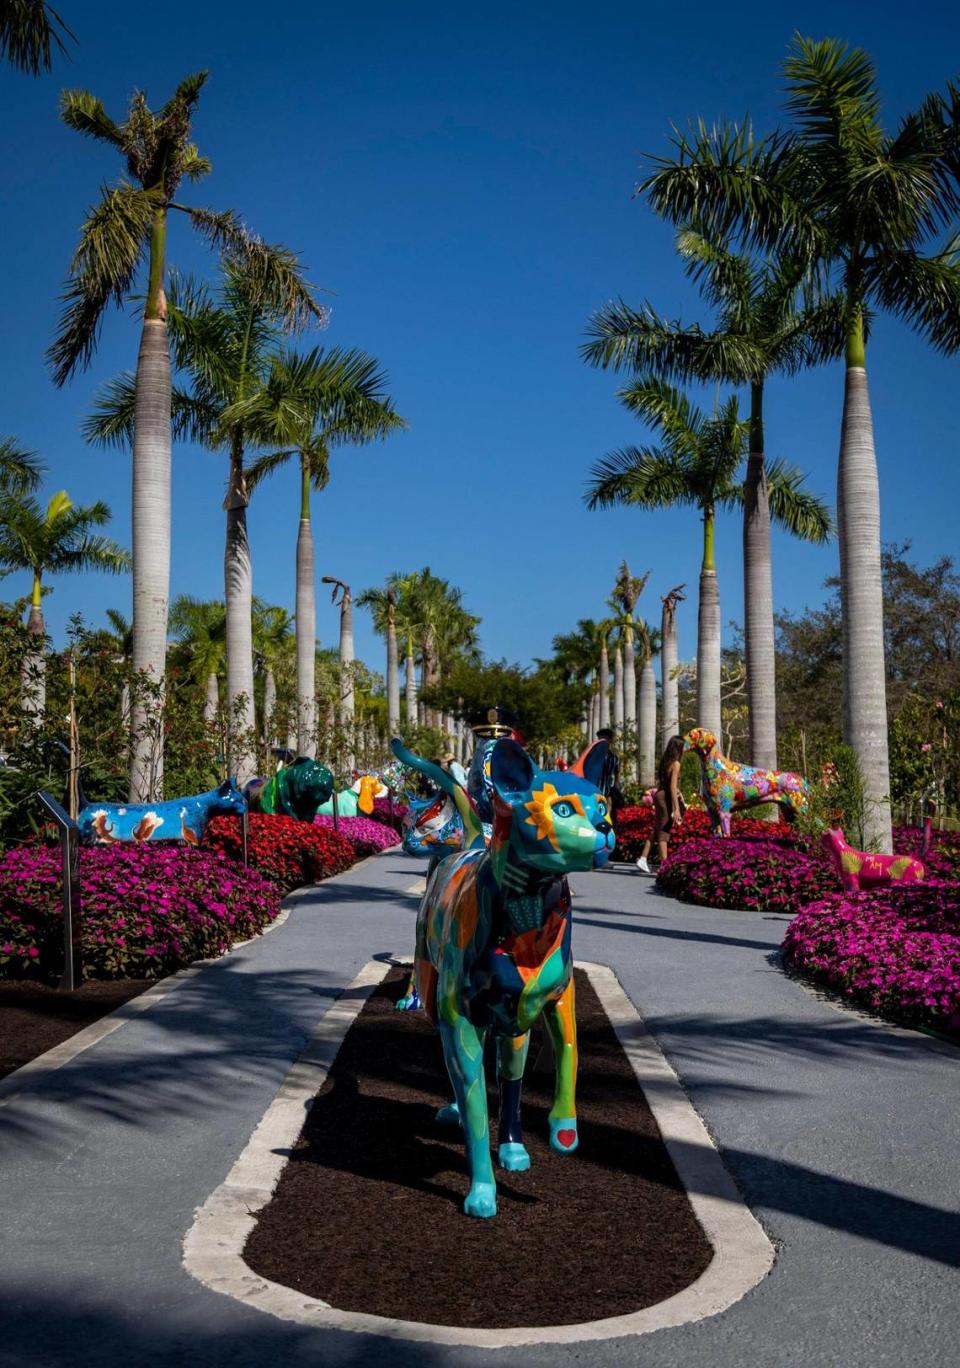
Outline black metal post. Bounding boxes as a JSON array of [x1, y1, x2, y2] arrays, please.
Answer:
[[241, 807, 249, 866], [332, 789, 340, 833], [37, 791, 81, 991]]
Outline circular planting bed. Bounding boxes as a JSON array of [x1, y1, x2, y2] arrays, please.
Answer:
[[243, 967, 714, 1329]]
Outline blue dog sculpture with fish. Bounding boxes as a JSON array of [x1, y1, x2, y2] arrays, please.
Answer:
[[392, 736, 615, 1218]]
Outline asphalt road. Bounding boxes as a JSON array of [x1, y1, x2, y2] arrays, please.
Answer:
[[1, 852, 957, 1368]]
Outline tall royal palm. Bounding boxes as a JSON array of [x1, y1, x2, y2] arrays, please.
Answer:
[[0, 489, 129, 716], [53, 74, 322, 798], [639, 37, 960, 848], [87, 265, 321, 785], [585, 379, 830, 737], [231, 347, 405, 756], [584, 231, 841, 768], [357, 586, 402, 733]]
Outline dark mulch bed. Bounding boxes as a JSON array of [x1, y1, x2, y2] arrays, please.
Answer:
[[0, 979, 152, 1079], [245, 967, 713, 1329]]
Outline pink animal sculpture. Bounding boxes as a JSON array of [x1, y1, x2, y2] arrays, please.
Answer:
[[821, 827, 925, 893]]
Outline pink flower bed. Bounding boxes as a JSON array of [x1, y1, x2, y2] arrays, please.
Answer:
[[314, 814, 400, 857], [783, 883, 960, 1037], [0, 843, 281, 980], [370, 797, 408, 833], [657, 838, 839, 913]]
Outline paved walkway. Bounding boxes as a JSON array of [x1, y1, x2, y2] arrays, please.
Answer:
[[1, 853, 958, 1368]]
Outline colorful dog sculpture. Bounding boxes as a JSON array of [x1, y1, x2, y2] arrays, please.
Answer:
[[684, 728, 809, 834], [78, 778, 247, 846], [393, 741, 494, 862], [315, 774, 385, 819], [821, 827, 926, 892], [397, 736, 615, 1218], [245, 758, 334, 821]]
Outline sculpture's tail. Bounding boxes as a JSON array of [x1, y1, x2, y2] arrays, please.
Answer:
[[390, 737, 485, 850]]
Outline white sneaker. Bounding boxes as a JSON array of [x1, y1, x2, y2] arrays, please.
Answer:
[[635, 856, 652, 875]]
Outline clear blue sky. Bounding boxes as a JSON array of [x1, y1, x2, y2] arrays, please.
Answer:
[[2, 1, 958, 675]]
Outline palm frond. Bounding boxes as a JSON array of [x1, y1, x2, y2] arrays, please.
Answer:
[[868, 240, 960, 354], [584, 447, 696, 511], [676, 224, 757, 314], [1, 0, 76, 73], [82, 372, 136, 448], [244, 448, 298, 490], [48, 182, 157, 385], [59, 87, 124, 145], [640, 118, 810, 254], [764, 457, 834, 543], [582, 299, 765, 382], [180, 143, 212, 182], [617, 374, 703, 447], [171, 208, 328, 331], [783, 35, 881, 149], [0, 437, 44, 493]]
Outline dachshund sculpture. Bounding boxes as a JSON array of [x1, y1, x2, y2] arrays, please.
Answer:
[[684, 727, 809, 835]]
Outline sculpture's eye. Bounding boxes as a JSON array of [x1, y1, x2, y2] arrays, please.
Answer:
[[553, 800, 574, 819], [596, 800, 607, 818]]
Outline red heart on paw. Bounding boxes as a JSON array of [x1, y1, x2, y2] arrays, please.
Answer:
[[556, 1129, 576, 1148]]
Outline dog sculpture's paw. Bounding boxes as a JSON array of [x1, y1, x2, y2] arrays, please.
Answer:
[[464, 1182, 497, 1218], [498, 1142, 531, 1172], [395, 990, 421, 1012], [435, 1101, 462, 1127], [549, 1117, 579, 1154]]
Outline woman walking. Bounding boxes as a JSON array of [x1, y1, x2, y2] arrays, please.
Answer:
[[636, 735, 685, 875]]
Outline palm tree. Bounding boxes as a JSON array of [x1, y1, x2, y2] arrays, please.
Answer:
[[609, 563, 649, 737], [1, 2, 74, 73], [586, 379, 830, 738], [659, 585, 685, 751], [87, 265, 320, 786], [253, 600, 294, 752], [323, 576, 354, 767], [584, 232, 841, 769], [230, 347, 405, 756], [358, 586, 402, 732], [55, 74, 322, 799], [395, 568, 480, 728], [636, 617, 661, 785], [0, 490, 129, 716], [638, 37, 960, 847]]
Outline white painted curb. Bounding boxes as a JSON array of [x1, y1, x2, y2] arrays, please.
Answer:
[[183, 956, 775, 1347]]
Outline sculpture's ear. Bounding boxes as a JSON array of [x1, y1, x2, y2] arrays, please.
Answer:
[[490, 738, 537, 797], [570, 739, 608, 786], [218, 779, 234, 797]]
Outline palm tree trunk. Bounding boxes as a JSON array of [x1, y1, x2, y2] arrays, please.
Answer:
[[224, 444, 257, 786], [295, 460, 316, 758], [204, 672, 219, 728], [598, 639, 610, 730], [639, 656, 657, 786], [128, 236, 171, 801], [21, 576, 46, 720], [386, 592, 400, 733], [743, 381, 777, 769], [839, 325, 891, 851], [613, 643, 624, 732], [405, 637, 416, 726], [661, 596, 679, 750], [623, 622, 636, 733], [697, 509, 722, 739], [262, 668, 276, 749], [339, 583, 355, 771]]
